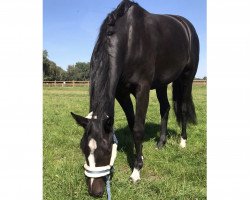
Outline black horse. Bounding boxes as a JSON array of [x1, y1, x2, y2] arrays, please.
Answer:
[[71, 0, 199, 197]]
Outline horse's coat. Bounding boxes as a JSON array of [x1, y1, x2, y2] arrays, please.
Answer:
[[71, 0, 199, 197]]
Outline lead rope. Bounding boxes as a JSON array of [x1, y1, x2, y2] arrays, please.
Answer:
[[106, 175, 111, 200], [105, 133, 118, 200]]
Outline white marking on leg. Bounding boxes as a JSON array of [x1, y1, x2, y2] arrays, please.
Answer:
[[88, 139, 97, 187], [130, 168, 141, 183], [180, 138, 186, 148]]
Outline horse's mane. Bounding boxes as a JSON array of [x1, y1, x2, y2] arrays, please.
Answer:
[[89, 0, 138, 117]]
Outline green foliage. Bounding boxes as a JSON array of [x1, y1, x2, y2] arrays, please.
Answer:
[[43, 50, 90, 81], [43, 50, 50, 78], [43, 50, 66, 81], [43, 85, 207, 199], [66, 62, 90, 81]]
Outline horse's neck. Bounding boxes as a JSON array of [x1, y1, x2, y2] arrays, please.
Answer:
[[90, 69, 119, 117]]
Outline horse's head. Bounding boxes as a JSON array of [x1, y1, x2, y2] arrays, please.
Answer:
[[71, 111, 116, 197]]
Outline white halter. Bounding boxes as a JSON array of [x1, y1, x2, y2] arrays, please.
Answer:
[[83, 112, 118, 178]]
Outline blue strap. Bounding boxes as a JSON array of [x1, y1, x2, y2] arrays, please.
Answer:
[[106, 175, 111, 200], [105, 132, 117, 200]]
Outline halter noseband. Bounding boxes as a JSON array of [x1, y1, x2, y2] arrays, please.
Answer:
[[84, 133, 118, 178]]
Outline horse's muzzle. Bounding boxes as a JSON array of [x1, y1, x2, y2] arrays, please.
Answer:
[[89, 189, 104, 198], [87, 177, 105, 198]]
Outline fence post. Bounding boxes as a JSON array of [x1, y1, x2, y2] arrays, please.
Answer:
[[73, 80, 75, 87]]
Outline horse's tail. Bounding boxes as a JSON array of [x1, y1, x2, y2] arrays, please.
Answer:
[[172, 78, 197, 125]]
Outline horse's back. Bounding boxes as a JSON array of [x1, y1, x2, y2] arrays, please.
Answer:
[[116, 5, 199, 89], [147, 14, 199, 86]]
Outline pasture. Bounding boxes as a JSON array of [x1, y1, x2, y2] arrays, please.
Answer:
[[43, 85, 206, 199]]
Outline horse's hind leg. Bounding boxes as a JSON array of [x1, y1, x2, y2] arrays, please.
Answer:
[[156, 85, 170, 149], [180, 81, 193, 148], [173, 68, 197, 148]]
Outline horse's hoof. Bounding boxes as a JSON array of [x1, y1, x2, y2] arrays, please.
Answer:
[[130, 176, 140, 183], [180, 138, 186, 148], [130, 168, 141, 183], [157, 141, 165, 149]]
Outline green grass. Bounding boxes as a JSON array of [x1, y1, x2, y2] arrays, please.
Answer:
[[43, 85, 206, 200]]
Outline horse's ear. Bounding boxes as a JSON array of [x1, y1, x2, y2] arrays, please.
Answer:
[[71, 112, 89, 129], [103, 115, 114, 133]]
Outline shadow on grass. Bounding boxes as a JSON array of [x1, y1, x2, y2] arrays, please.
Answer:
[[115, 122, 178, 170]]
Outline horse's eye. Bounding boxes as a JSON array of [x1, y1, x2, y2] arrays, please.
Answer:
[[107, 31, 115, 36]]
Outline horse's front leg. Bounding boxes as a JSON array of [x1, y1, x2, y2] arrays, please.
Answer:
[[130, 83, 150, 183]]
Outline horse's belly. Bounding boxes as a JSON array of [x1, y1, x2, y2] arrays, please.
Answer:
[[153, 57, 187, 86]]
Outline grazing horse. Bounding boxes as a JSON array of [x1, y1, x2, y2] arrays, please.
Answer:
[[71, 0, 199, 197]]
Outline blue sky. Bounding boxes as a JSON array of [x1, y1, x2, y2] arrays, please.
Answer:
[[44, 0, 206, 78]]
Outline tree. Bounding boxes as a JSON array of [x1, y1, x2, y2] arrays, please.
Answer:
[[43, 50, 67, 81], [43, 50, 90, 81], [43, 50, 50, 78], [75, 62, 90, 81], [66, 65, 76, 81], [65, 62, 90, 81]]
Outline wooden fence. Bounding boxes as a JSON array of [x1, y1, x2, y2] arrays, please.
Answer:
[[43, 81, 89, 87], [43, 80, 206, 87], [192, 80, 207, 85]]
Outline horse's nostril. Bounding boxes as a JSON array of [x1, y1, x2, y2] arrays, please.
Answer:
[[89, 189, 104, 198], [96, 191, 104, 197], [91, 191, 104, 198]]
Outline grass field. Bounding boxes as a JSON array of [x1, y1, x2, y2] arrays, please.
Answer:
[[43, 85, 206, 200]]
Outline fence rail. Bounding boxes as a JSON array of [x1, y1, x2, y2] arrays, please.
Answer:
[[43, 80, 206, 87], [43, 81, 89, 87]]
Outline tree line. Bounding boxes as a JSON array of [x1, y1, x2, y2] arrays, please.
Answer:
[[43, 50, 90, 81]]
